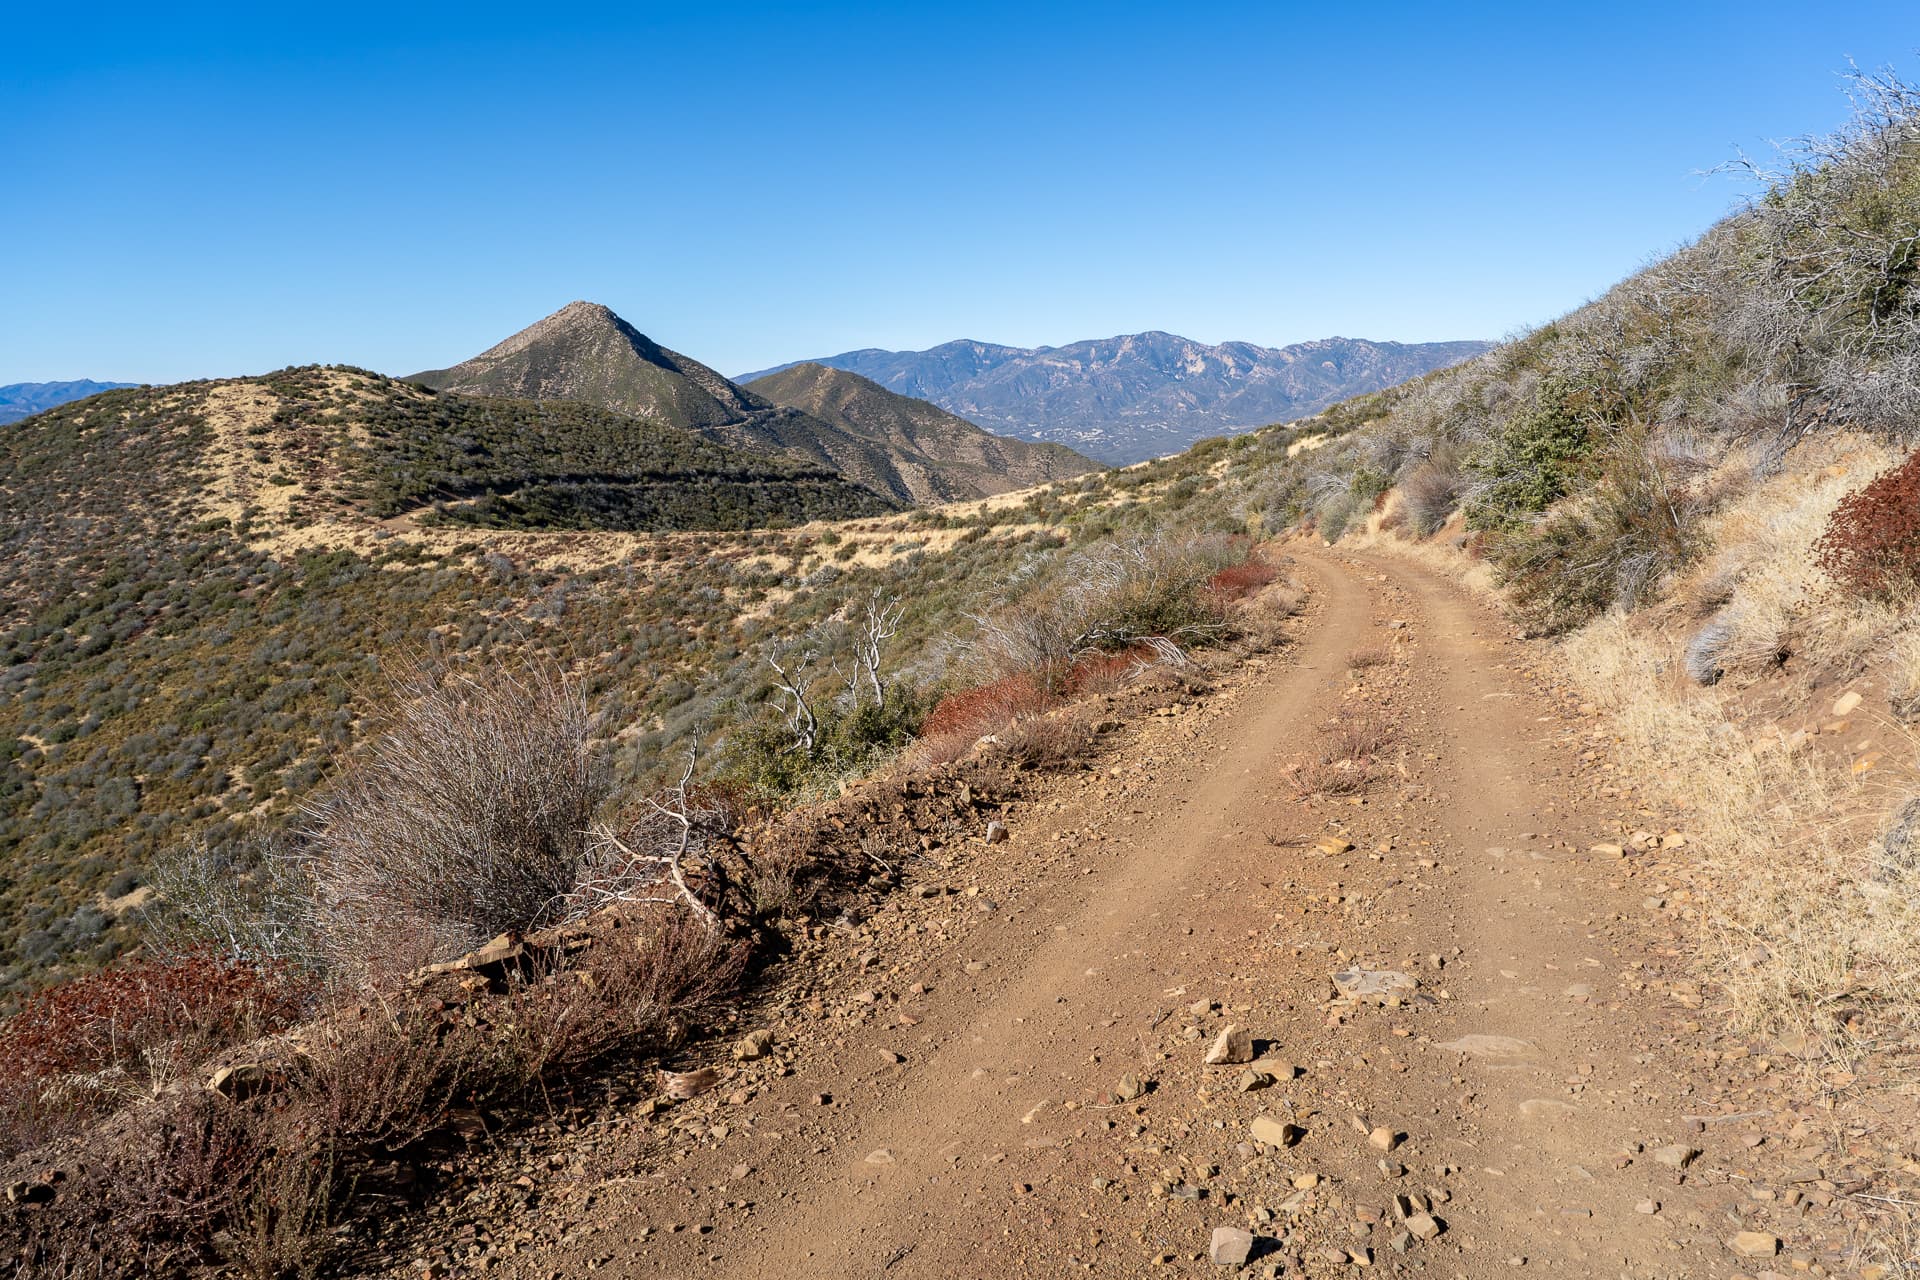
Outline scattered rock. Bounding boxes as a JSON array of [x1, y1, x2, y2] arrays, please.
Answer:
[[5, 1180, 54, 1205], [1250, 1116, 1303, 1148], [1368, 1126, 1401, 1152], [1832, 690, 1863, 717], [1405, 1212, 1442, 1241], [985, 821, 1010, 844], [1635, 1199, 1660, 1215], [732, 1029, 774, 1061], [864, 1148, 895, 1165], [1115, 1074, 1147, 1102], [1437, 1034, 1536, 1059], [1315, 836, 1356, 855], [207, 1062, 272, 1100], [1651, 1144, 1701, 1170], [1332, 969, 1416, 1003], [1235, 1070, 1275, 1093], [1209, 1226, 1255, 1266], [1727, 1231, 1780, 1259], [1204, 1025, 1254, 1066]]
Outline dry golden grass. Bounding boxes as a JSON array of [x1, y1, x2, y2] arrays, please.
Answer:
[[1674, 435, 1910, 687], [1564, 597, 1920, 1053]]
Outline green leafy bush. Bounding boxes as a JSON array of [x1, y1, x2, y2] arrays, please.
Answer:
[[1465, 380, 1588, 529], [718, 685, 929, 797], [1490, 434, 1706, 634]]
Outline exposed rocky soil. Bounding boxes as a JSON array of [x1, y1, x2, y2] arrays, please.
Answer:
[[356, 551, 1916, 1279]]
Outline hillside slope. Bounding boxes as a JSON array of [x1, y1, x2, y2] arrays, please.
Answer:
[[740, 332, 1493, 463], [0, 367, 906, 985], [0, 380, 135, 425], [743, 362, 1098, 499], [412, 303, 1096, 504]]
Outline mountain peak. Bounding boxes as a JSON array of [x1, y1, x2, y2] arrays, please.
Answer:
[[409, 309, 1099, 506], [466, 300, 642, 363]]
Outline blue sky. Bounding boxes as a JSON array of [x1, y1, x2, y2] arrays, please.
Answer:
[[4, 2, 1915, 384]]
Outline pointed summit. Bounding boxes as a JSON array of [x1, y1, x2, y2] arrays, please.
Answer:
[[411, 305, 1106, 504], [411, 301, 766, 432]]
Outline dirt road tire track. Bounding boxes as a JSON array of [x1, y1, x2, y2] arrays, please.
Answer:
[[489, 550, 1741, 1280]]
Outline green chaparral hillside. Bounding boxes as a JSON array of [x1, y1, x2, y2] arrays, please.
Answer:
[[0, 357, 1276, 993], [412, 302, 1103, 504], [0, 365, 917, 987]]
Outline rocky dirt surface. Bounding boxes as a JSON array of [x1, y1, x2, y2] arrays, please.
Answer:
[[358, 551, 1916, 1279]]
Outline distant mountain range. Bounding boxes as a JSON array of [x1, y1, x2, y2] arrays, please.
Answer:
[[739, 333, 1494, 464], [742, 363, 1094, 498], [0, 380, 134, 425], [411, 303, 1097, 504]]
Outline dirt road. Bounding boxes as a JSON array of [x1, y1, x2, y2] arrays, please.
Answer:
[[478, 551, 1787, 1279]]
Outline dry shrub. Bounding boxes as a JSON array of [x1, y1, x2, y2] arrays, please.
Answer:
[[1283, 707, 1396, 797], [1814, 448, 1920, 599], [966, 533, 1243, 691], [1669, 438, 1906, 687], [1283, 756, 1372, 798], [1683, 601, 1789, 685], [1347, 645, 1391, 670], [6, 1087, 277, 1279], [300, 661, 607, 978], [902, 727, 984, 771], [1401, 455, 1465, 536], [998, 714, 1095, 771], [1326, 706, 1396, 759], [0, 950, 313, 1159], [1234, 578, 1305, 651]]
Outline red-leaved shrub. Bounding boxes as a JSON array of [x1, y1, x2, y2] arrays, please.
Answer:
[[1204, 558, 1281, 603], [1815, 450, 1920, 599], [0, 950, 313, 1156], [1066, 644, 1154, 694], [920, 674, 1051, 740]]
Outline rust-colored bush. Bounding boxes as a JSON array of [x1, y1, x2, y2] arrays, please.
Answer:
[[1814, 450, 1920, 598], [1203, 558, 1281, 603], [1065, 644, 1154, 695], [0, 950, 313, 1157], [920, 674, 1050, 740], [2, 909, 744, 1278]]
